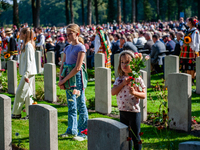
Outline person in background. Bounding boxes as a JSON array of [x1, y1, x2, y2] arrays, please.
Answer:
[[144, 32, 154, 54], [172, 31, 184, 56], [136, 31, 147, 46], [55, 37, 66, 65], [46, 37, 55, 52], [162, 35, 176, 53], [12, 27, 37, 119], [120, 36, 138, 53]]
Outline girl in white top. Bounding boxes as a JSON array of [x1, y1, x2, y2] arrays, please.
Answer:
[[12, 28, 37, 119]]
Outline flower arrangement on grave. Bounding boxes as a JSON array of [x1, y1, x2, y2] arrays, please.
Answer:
[[2, 52, 11, 62], [128, 53, 150, 91]]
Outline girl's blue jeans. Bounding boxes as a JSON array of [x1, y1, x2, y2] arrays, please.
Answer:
[[65, 71, 88, 136]]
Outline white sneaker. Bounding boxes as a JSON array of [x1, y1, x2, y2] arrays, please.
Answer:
[[73, 135, 87, 141], [60, 133, 69, 138], [58, 61, 62, 65]]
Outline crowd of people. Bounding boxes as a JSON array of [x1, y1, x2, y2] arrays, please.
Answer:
[[1, 16, 200, 150]]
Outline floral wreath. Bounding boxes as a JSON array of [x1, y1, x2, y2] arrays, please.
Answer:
[[193, 19, 199, 26]]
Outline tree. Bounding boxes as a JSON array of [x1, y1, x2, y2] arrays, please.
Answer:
[[117, 0, 121, 24], [123, 0, 126, 23], [94, 0, 98, 24], [13, 0, 20, 28], [143, 0, 153, 21], [157, 0, 160, 20], [70, 0, 74, 23], [107, 0, 116, 23], [65, 0, 69, 25], [132, 0, 136, 22], [87, 0, 92, 25], [81, 0, 84, 25], [198, 0, 200, 20], [32, 0, 41, 28]]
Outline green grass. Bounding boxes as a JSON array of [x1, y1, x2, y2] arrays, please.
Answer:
[[1, 69, 200, 150]]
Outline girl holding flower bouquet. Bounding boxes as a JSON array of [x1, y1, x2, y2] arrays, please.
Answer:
[[180, 17, 200, 84], [58, 24, 88, 141], [111, 50, 146, 150]]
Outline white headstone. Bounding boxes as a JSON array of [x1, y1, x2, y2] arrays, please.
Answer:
[[196, 57, 200, 94], [141, 54, 151, 88], [95, 67, 111, 114], [140, 70, 147, 122], [114, 53, 120, 79], [47, 51, 55, 64], [95, 53, 105, 68], [7, 60, 17, 94], [164, 55, 179, 86], [44, 63, 57, 102], [0, 94, 12, 150], [88, 118, 129, 150], [29, 104, 58, 150], [35, 51, 42, 74], [168, 73, 191, 132]]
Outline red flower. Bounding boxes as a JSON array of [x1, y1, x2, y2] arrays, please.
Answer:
[[138, 140, 143, 144], [81, 129, 88, 135], [192, 120, 198, 124], [0, 69, 5, 72], [127, 137, 132, 141], [139, 132, 144, 136], [129, 76, 134, 80], [157, 126, 164, 130]]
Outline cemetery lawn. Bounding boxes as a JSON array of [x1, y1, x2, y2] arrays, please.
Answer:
[[2, 71, 200, 149]]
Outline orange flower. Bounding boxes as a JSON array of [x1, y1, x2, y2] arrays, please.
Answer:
[[4, 53, 10, 59], [17, 35, 19, 39], [165, 88, 168, 91], [34, 37, 37, 41], [184, 36, 192, 44], [0, 41, 2, 44], [32, 101, 38, 105]]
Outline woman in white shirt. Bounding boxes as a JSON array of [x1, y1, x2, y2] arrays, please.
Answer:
[[12, 27, 37, 119]]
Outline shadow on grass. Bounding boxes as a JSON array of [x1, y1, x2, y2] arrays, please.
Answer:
[[192, 110, 200, 118], [12, 137, 29, 143]]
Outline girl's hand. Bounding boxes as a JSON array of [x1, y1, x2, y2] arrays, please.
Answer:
[[58, 79, 66, 86], [122, 77, 131, 86], [25, 78, 29, 83], [129, 86, 136, 95], [59, 85, 65, 90]]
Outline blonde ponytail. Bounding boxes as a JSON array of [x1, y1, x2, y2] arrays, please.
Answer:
[[78, 37, 84, 44]]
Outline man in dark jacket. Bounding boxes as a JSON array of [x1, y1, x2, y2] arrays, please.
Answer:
[[111, 34, 120, 66], [144, 32, 154, 54], [120, 36, 138, 53], [55, 37, 66, 65], [172, 31, 184, 56], [151, 34, 166, 72]]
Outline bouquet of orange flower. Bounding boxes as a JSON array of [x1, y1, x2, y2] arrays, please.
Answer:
[[128, 53, 150, 91]]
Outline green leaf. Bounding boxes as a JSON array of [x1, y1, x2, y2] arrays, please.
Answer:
[[139, 86, 142, 92]]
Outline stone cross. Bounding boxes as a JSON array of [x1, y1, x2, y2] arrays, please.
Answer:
[[141, 54, 151, 88], [88, 118, 129, 150], [95, 67, 111, 114], [168, 73, 191, 132], [0, 94, 12, 150], [47, 51, 55, 64], [7, 60, 17, 94], [140, 70, 147, 122], [95, 53, 105, 68], [44, 63, 57, 102], [164, 55, 179, 86], [29, 104, 58, 150], [35, 51, 42, 74]]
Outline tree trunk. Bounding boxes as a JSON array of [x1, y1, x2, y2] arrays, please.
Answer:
[[167, 0, 170, 20], [117, 0, 121, 24], [65, 0, 69, 25], [123, 0, 126, 23], [32, 0, 40, 28], [135, 0, 138, 22], [35, 0, 41, 27], [132, 0, 136, 23], [87, 0, 92, 25], [81, 0, 85, 25], [32, 0, 36, 27], [70, 0, 74, 23], [94, 0, 98, 24], [177, 0, 181, 19], [13, 0, 20, 28], [157, 0, 159, 20]]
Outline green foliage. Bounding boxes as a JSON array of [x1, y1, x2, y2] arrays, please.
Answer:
[[0, 70, 8, 92], [87, 68, 94, 79], [143, 0, 154, 21]]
